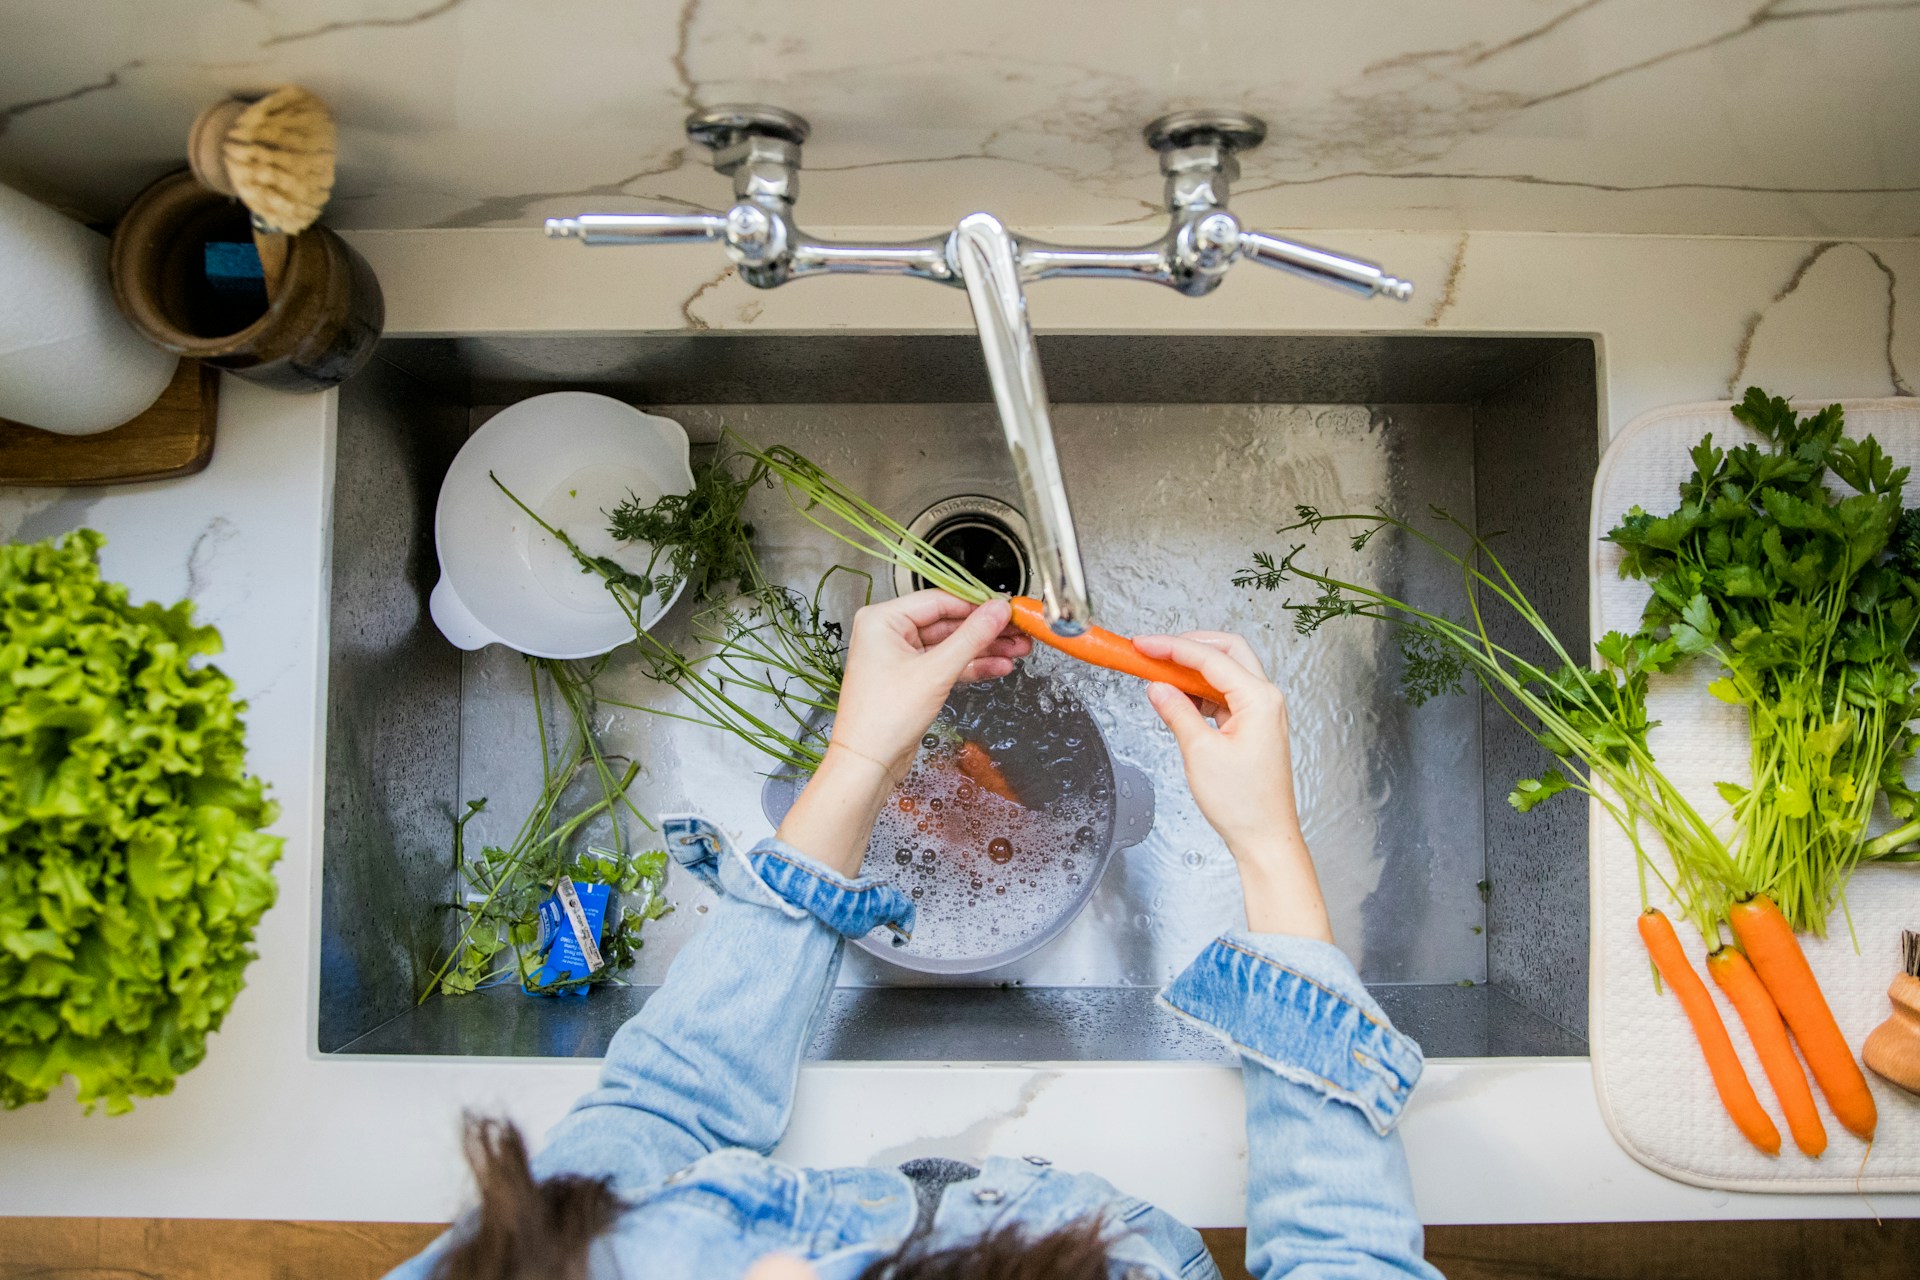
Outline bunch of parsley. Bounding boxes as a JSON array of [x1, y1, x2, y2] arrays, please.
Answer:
[[1607, 387, 1920, 935]]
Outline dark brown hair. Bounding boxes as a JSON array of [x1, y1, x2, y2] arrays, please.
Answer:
[[433, 1115, 623, 1280], [436, 1115, 1112, 1280], [859, 1216, 1113, 1280]]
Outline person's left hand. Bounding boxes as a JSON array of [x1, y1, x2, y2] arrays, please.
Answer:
[[829, 591, 1031, 781]]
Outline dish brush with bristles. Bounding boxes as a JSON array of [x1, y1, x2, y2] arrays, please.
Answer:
[[188, 85, 336, 235], [1863, 929, 1920, 1094]]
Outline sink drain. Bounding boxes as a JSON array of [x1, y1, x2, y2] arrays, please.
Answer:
[[894, 495, 1032, 599]]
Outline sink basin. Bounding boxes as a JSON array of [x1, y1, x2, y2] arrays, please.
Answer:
[[319, 333, 1597, 1061]]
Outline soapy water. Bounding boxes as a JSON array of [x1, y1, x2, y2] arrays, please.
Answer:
[[861, 671, 1110, 963]]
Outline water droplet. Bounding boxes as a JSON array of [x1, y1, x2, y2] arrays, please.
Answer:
[[1067, 873, 1080, 885], [911, 886, 924, 899], [1073, 826, 1093, 846], [996, 885, 1006, 895], [1062, 858, 1075, 870], [987, 838, 1014, 864], [1181, 848, 1205, 870], [1119, 779, 1133, 799], [929, 798, 943, 812], [920, 848, 936, 866], [1133, 913, 1150, 930], [894, 848, 913, 865], [956, 783, 978, 803], [921, 734, 938, 750], [898, 797, 917, 813]]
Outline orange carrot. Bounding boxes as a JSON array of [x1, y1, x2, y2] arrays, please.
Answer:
[[1708, 946, 1827, 1158], [956, 739, 1023, 807], [1638, 909, 1781, 1155], [1727, 895, 1878, 1142], [1007, 597, 1226, 705]]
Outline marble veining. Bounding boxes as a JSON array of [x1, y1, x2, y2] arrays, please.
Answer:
[[0, 0, 1915, 236]]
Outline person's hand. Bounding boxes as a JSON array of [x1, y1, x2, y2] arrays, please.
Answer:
[[778, 591, 1029, 877], [1133, 631, 1332, 942], [830, 591, 1030, 780]]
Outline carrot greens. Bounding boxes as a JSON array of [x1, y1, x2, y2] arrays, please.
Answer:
[[1605, 387, 1920, 934]]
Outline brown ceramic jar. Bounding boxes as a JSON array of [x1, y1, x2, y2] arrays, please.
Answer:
[[109, 170, 383, 393]]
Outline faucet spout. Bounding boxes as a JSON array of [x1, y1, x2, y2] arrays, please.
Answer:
[[948, 212, 1091, 638]]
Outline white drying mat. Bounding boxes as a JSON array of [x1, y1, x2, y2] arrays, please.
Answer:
[[1590, 398, 1920, 1193]]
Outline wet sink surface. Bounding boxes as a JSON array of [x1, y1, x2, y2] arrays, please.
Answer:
[[320, 334, 1597, 1061]]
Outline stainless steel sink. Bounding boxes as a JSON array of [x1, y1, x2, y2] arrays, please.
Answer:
[[319, 333, 1597, 1061]]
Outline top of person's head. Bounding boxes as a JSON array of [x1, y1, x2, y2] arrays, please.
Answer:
[[434, 1115, 1114, 1280]]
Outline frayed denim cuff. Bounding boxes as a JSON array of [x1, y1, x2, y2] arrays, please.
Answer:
[[663, 816, 915, 941], [1159, 932, 1424, 1135]]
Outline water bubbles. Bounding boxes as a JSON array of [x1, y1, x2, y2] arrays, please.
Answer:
[[919, 848, 936, 866], [929, 798, 943, 812], [1073, 826, 1093, 847], [894, 848, 913, 866], [1181, 848, 1205, 871], [898, 797, 917, 813], [1062, 858, 1075, 871], [922, 734, 939, 751], [956, 782, 978, 804], [970, 878, 984, 891], [1067, 873, 1080, 886], [986, 838, 1014, 864], [911, 886, 924, 899], [995, 885, 1006, 895]]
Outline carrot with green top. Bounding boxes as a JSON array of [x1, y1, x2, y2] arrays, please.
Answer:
[[1707, 945, 1827, 1157], [1638, 909, 1781, 1155], [744, 439, 1227, 704], [1727, 894, 1877, 1142]]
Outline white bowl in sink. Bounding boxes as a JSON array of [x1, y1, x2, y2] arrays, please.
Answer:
[[429, 391, 694, 659]]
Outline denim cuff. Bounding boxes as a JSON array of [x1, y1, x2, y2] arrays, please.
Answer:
[[1159, 932, 1424, 1136], [748, 838, 917, 941], [662, 816, 915, 941]]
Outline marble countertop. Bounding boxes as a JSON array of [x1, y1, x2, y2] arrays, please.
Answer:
[[0, 225, 1916, 1225]]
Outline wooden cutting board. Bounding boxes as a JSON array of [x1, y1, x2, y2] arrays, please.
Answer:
[[0, 359, 216, 487]]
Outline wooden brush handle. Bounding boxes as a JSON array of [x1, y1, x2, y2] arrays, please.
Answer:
[[187, 98, 248, 197], [1864, 973, 1920, 1094]]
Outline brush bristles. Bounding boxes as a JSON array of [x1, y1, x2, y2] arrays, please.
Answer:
[[1904, 929, 1919, 979], [222, 85, 335, 234]]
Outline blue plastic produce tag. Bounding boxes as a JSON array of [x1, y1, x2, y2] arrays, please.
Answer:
[[525, 876, 609, 997]]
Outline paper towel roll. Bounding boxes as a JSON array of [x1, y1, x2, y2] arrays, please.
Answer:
[[0, 182, 177, 435]]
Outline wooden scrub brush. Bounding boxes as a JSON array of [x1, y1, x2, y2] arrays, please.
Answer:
[[1863, 930, 1920, 1094], [187, 85, 336, 295]]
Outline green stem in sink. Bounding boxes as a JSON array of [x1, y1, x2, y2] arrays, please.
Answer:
[[419, 657, 667, 1002], [1238, 504, 1740, 942]]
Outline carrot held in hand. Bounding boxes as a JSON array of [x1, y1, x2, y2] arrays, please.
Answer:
[[1007, 597, 1226, 705], [1727, 894, 1877, 1142], [1638, 909, 1781, 1155], [1708, 946, 1827, 1157]]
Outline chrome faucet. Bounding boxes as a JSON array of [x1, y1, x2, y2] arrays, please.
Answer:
[[547, 106, 1413, 636]]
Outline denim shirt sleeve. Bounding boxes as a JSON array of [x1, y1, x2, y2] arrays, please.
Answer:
[[1160, 932, 1441, 1280], [529, 826, 898, 1195]]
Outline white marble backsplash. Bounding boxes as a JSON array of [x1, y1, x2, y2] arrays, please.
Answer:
[[1, 0, 1916, 237]]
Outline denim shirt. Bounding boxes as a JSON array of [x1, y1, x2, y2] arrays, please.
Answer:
[[387, 821, 1439, 1280]]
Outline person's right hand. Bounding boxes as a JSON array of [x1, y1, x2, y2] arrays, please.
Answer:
[[1133, 631, 1333, 942]]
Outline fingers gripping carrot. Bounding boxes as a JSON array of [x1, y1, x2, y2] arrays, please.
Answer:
[[1727, 895, 1878, 1142], [1007, 597, 1226, 705], [1708, 946, 1828, 1158], [1638, 909, 1781, 1155]]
